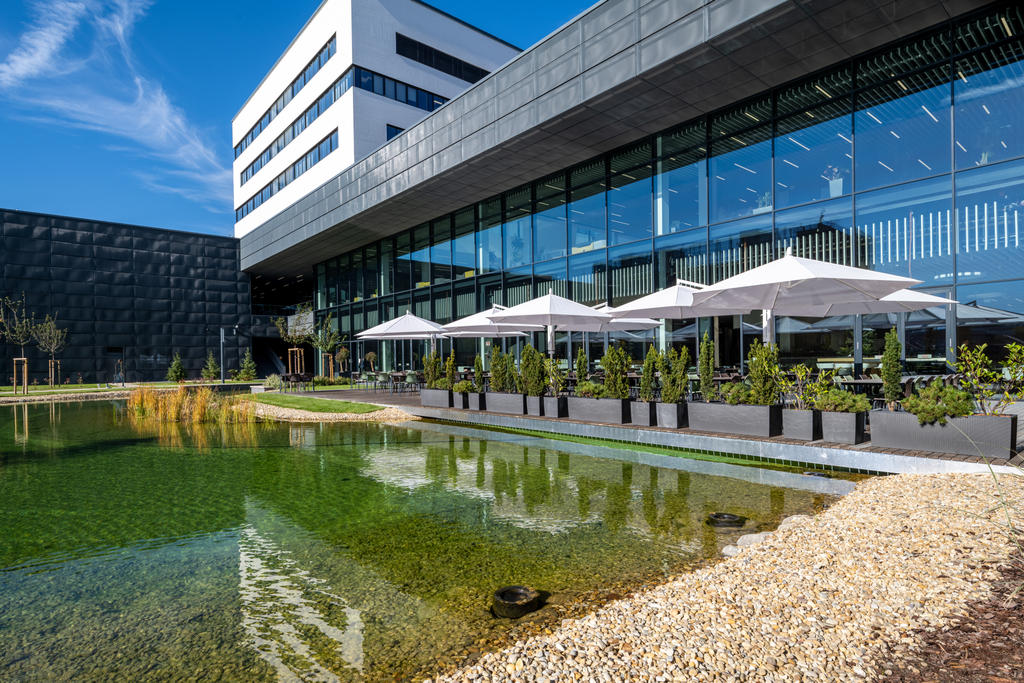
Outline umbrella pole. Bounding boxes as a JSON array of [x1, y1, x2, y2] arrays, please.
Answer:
[[547, 325, 555, 359], [762, 308, 776, 344]]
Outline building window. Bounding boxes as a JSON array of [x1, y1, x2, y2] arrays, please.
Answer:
[[235, 130, 339, 221], [395, 33, 490, 84], [386, 124, 404, 140], [352, 66, 448, 113]]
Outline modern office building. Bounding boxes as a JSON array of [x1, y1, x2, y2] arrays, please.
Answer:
[[232, 0, 520, 236], [0, 209, 279, 383], [238, 0, 1024, 374]]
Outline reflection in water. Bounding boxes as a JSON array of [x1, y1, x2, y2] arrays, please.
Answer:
[[0, 402, 856, 682]]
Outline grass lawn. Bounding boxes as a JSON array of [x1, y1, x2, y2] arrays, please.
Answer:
[[250, 393, 382, 414]]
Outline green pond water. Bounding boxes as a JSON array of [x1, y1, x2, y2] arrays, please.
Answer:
[[0, 401, 846, 681]]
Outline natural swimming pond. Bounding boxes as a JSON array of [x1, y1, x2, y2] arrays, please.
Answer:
[[0, 401, 854, 681]]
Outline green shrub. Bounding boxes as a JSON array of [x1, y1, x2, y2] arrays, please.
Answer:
[[237, 348, 258, 381], [574, 350, 588, 382], [472, 354, 484, 393], [881, 327, 902, 410], [719, 381, 751, 405], [958, 342, 1008, 415], [505, 352, 521, 393], [545, 356, 565, 396], [574, 380, 607, 398], [452, 379, 473, 394], [637, 345, 660, 402], [201, 351, 220, 381], [903, 381, 974, 425], [489, 347, 504, 392], [813, 388, 870, 413], [166, 352, 185, 382], [698, 330, 715, 402], [424, 351, 442, 389], [520, 344, 546, 397], [444, 349, 457, 389], [746, 339, 781, 405], [263, 374, 283, 390], [658, 346, 689, 404], [434, 378, 451, 390], [601, 345, 630, 400]]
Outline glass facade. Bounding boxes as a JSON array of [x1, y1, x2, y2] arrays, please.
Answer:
[[316, 5, 1024, 372]]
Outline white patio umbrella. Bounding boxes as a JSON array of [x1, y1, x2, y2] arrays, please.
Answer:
[[488, 290, 613, 366], [773, 288, 957, 317], [608, 280, 750, 319], [356, 310, 447, 354], [443, 305, 543, 338], [691, 248, 921, 342]]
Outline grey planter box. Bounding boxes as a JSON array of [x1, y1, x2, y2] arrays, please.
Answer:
[[870, 410, 1018, 459], [567, 396, 630, 424], [687, 402, 782, 437], [526, 396, 544, 416], [487, 392, 526, 415], [453, 392, 469, 410], [821, 411, 866, 444], [656, 402, 687, 429], [468, 393, 486, 411], [543, 396, 568, 418], [631, 401, 657, 426], [421, 388, 452, 408], [782, 408, 821, 441]]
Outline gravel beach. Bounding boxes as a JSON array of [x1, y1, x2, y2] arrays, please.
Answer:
[[435, 472, 1024, 682], [251, 401, 418, 423]]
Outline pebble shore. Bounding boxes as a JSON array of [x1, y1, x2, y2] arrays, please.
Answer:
[[251, 401, 418, 423], [435, 472, 1024, 682]]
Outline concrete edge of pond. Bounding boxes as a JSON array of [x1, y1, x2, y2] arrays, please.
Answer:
[[402, 420, 857, 497], [403, 407, 1023, 477]]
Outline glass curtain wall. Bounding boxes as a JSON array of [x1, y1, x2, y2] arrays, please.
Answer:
[[313, 5, 1024, 372]]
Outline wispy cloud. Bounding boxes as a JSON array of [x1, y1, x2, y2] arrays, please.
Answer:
[[0, 0, 231, 214]]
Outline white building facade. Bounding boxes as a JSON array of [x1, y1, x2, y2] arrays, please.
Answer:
[[232, 0, 519, 237]]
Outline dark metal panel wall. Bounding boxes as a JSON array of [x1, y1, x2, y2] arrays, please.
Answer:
[[0, 209, 253, 383]]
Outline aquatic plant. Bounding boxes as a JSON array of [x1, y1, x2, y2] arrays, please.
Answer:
[[127, 386, 255, 424]]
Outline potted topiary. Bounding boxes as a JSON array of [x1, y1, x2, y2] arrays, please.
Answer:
[[452, 379, 473, 409], [485, 347, 526, 415], [543, 356, 567, 417], [420, 350, 453, 407], [631, 345, 660, 426], [468, 353, 486, 410], [567, 345, 631, 424], [871, 343, 1021, 458], [656, 346, 690, 429], [780, 364, 824, 441], [688, 338, 783, 437], [880, 327, 903, 411], [520, 344, 546, 416], [813, 387, 870, 444]]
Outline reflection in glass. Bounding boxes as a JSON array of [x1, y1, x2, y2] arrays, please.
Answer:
[[608, 143, 653, 245], [569, 182, 606, 255], [774, 101, 852, 208], [534, 174, 567, 261], [363, 245, 379, 299], [955, 40, 1024, 169], [608, 241, 653, 307], [534, 258, 568, 298], [774, 198, 853, 265], [477, 199, 502, 274], [955, 280, 1024, 363], [431, 285, 452, 324], [410, 225, 431, 289], [569, 250, 606, 305], [855, 176, 953, 285], [655, 227, 707, 287], [380, 238, 394, 295], [430, 219, 451, 284], [710, 125, 772, 223], [776, 314, 854, 371], [452, 208, 475, 280], [503, 186, 532, 268], [855, 70, 950, 191], [656, 122, 706, 235], [504, 265, 533, 307], [955, 158, 1024, 283], [352, 251, 364, 301], [394, 233, 412, 293], [708, 214, 772, 283]]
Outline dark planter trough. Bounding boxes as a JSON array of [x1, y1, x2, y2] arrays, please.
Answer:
[[543, 396, 568, 418], [656, 402, 687, 429], [870, 410, 1018, 459], [567, 396, 630, 424], [782, 408, 821, 441], [420, 388, 452, 408], [453, 392, 469, 410], [526, 396, 544, 416], [630, 401, 657, 427], [821, 411, 866, 444], [468, 393, 486, 411], [687, 402, 782, 437], [486, 392, 526, 415]]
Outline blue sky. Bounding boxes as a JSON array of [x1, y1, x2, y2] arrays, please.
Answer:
[[0, 0, 592, 236]]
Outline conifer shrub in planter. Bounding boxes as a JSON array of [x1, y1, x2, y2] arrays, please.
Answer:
[[542, 356, 567, 418], [813, 388, 869, 444], [520, 344, 546, 416], [420, 351, 453, 407], [871, 344, 1023, 458], [451, 379, 472, 409], [688, 339, 782, 437], [468, 354, 486, 410], [780, 364, 824, 441], [485, 347, 525, 414], [656, 345, 690, 429], [631, 345, 659, 427], [567, 346, 631, 424]]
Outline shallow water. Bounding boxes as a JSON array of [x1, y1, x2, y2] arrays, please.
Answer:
[[0, 401, 844, 681]]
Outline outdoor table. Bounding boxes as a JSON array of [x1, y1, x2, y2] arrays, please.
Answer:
[[837, 378, 882, 395]]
